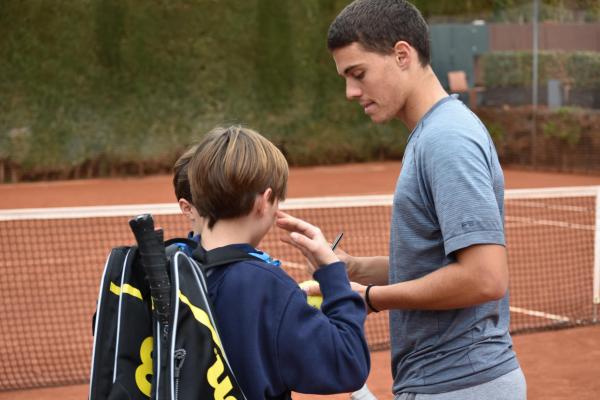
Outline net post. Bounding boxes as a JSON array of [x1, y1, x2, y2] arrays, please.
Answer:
[[594, 186, 600, 323]]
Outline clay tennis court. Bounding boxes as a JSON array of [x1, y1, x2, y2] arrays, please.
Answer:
[[1, 162, 600, 399]]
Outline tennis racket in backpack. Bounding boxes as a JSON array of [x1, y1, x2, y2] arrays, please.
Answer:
[[89, 214, 249, 400]]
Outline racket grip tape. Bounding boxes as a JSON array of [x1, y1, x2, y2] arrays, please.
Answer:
[[129, 214, 171, 324]]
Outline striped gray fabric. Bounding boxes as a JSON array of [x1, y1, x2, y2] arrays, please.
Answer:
[[389, 96, 519, 394]]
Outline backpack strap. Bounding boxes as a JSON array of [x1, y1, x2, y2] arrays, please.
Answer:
[[192, 245, 258, 271], [164, 237, 198, 258], [165, 237, 197, 248]]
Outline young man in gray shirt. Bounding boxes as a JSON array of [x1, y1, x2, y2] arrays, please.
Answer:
[[278, 0, 526, 398]]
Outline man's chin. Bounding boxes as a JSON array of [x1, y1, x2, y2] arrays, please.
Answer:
[[369, 113, 393, 124]]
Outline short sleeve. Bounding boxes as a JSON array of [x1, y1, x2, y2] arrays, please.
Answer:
[[419, 129, 504, 256]]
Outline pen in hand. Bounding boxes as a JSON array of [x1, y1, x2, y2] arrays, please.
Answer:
[[331, 232, 344, 251]]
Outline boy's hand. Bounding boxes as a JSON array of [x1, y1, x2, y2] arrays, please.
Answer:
[[300, 280, 322, 297], [276, 211, 339, 269]]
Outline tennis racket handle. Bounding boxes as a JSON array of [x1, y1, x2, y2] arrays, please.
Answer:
[[129, 214, 171, 323]]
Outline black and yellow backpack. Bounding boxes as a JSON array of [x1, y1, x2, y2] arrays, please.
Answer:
[[89, 214, 253, 400]]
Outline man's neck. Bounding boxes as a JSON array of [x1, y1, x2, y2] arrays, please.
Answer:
[[398, 66, 448, 131], [201, 217, 262, 250]]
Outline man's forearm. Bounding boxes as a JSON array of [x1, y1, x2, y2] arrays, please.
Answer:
[[369, 246, 508, 310], [369, 263, 506, 310], [347, 256, 389, 286]]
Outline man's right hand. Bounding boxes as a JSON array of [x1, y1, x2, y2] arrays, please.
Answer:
[[333, 246, 358, 278]]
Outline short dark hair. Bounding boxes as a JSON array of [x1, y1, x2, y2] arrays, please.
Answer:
[[188, 126, 288, 229], [173, 144, 198, 202], [327, 0, 430, 66]]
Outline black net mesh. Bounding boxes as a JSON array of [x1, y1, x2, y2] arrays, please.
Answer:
[[0, 189, 598, 390]]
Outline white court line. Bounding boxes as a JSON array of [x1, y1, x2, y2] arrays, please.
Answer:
[[508, 200, 590, 213], [0, 203, 182, 220], [0, 195, 395, 221], [2, 187, 599, 221], [506, 216, 594, 231], [505, 186, 600, 200], [510, 306, 570, 323], [282, 194, 394, 209]]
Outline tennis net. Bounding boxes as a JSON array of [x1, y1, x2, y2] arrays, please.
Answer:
[[0, 187, 599, 390]]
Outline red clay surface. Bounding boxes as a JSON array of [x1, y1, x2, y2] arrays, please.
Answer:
[[2, 162, 600, 209], [2, 326, 599, 400], [1, 162, 599, 399]]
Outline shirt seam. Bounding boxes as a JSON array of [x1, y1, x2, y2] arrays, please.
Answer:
[[444, 228, 504, 242]]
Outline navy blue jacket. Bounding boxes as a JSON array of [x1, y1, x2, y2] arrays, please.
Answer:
[[205, 244, 370, 400]]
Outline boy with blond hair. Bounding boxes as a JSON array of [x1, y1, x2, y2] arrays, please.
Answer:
[[188, 125, 370, 400]]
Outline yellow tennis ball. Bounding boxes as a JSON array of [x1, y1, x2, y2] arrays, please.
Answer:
[[299, 280, 323, 309]]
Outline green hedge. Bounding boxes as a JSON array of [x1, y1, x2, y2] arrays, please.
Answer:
[[0, 0, 408, 182], [477, 106, 600, 173], [480, 50, 600, 88]]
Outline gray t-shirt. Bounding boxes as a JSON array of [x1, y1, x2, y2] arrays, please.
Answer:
[[389, 95, 519, 394]]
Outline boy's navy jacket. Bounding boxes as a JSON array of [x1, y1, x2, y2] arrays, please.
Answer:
[[196, 244, 370, 400]]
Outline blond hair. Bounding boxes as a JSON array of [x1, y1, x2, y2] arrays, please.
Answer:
[[188, 126, 288, 228]]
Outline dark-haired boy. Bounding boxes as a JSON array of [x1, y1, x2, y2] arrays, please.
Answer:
[[170, 144, 204, 257], [173, 144, 203, 240]]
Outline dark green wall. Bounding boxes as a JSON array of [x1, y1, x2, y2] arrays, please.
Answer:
[[430, 24, 489, 89]]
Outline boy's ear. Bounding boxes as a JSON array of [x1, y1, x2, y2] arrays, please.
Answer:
[[255, 188, 273, 215], [178, 198, 193, 216]]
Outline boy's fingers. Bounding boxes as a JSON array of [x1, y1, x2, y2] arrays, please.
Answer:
[[280, 236, 319, 271], [276, 214, 320, 239], [281, 235, 307, 253], [276, 211, 299, 225], [277, 217, 311, 235], [303, 284, 322, 296], [280, 235, 295, 246], [350, 281, 366, 294], [290, 232, 319, 253], [277, 213, 337, 267], [276, 210, 291, 218]]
